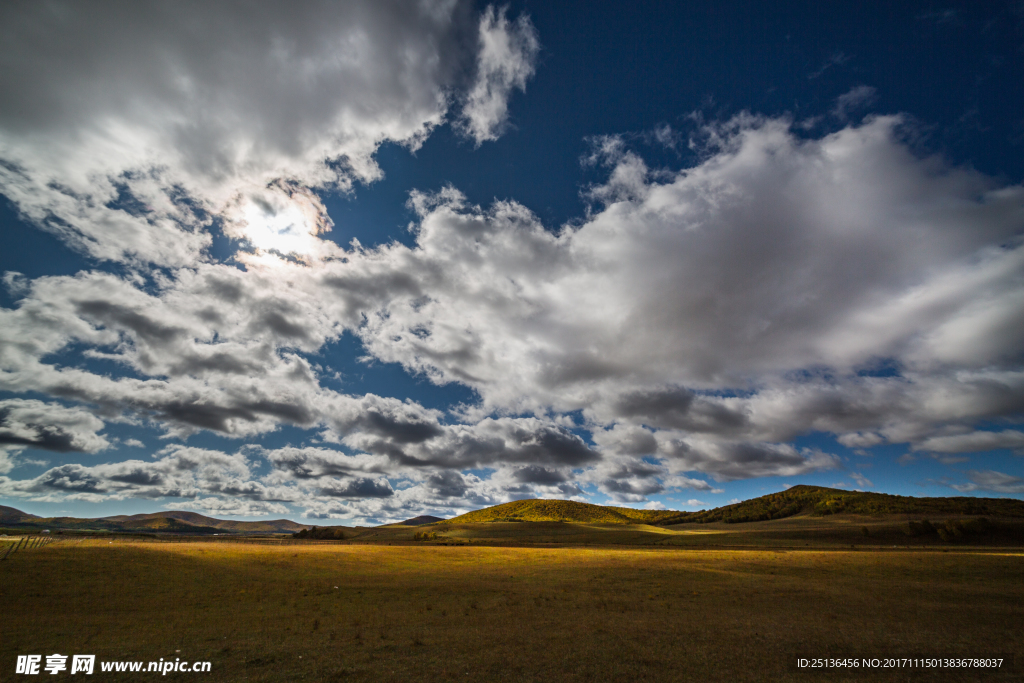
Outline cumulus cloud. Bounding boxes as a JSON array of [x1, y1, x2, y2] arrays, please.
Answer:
[[1, 110, 1022, 512], [172, 498, 290, 518], [366, 117, 1022, 405], [345, 116, 1022, 477], [0, 399, 109, 454], [0, 1, 533, 266], [0, 445, 256, 503]]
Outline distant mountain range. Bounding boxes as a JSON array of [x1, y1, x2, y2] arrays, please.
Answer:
[[3, 486, 1022, 536], [0, 506, 309, 534]]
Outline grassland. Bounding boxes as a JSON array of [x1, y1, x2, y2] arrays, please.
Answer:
[[2, 533, 1021, 682]]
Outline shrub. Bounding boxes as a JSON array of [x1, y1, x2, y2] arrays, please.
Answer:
[[936, 518, 990, 542], [906, 520, 936, 537]]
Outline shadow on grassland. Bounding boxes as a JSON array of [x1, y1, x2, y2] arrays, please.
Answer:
[[2, 539, 1021, 682]]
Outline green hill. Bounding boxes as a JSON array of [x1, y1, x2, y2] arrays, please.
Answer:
[[446, 499, 676, 525], [656, 485, 1024, 525]]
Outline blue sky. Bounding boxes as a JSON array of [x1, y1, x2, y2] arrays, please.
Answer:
[[1, 1, 1022, 524]]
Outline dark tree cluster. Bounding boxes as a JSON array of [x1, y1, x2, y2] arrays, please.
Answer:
[[292, 526, 346, 540]]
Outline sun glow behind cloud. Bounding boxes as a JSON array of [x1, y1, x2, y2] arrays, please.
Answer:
[[227, 187, 339, 262]]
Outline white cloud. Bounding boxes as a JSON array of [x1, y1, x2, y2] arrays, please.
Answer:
[[0, 445, 259, 503], [0, 1, 532, 266], [458, 6, 539, 145], [851, 472, 873, 489], [172, 498, 289, 518], [363, 117, 1022, 409], [1, 112, 1022, 509], [950, 470, 1024, 494], [833, 85, 877, 119], [0, 399, 109, 454]]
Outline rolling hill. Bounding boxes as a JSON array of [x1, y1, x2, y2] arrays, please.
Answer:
[[445, 499, 677, 525], [433, 487, 1024, 529], [1, 504, 40, 522], [398, 515, 446, 526], [654, 485, 1024, 525], [0, 507, 308, 534]]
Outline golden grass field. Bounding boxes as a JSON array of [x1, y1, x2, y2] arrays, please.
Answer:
[[2, 530, 1022, 682]]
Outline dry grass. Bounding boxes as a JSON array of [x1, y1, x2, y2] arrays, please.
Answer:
[[2, 539, 1021, 682]]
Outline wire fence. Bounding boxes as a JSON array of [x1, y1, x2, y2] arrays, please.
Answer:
[[0, 534, 350, 552], [0, 534, 60, 560]]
